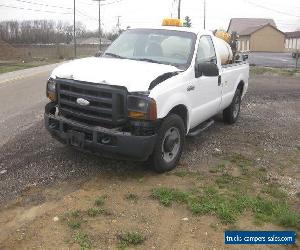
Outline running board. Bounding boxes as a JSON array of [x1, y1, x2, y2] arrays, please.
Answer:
[[187, 119, 214, 137]]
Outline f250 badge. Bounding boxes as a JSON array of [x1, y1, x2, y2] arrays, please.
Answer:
[[76, 98, 90, 106]]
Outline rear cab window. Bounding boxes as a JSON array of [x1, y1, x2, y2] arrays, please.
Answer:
[[196, 35, 217, 65]]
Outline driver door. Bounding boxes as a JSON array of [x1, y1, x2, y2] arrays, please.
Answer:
[[189, 35, 222, 128]]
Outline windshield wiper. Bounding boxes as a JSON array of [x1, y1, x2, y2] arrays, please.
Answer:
[[133, 58, 165, 64], [104, 53, 126, 59], [133, 58, 175, 66]]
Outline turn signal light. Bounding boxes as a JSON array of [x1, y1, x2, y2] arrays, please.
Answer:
[[47, 91, 57, 102], [128, 111, 145, 119]]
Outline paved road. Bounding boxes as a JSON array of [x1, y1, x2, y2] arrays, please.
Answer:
[[248, 52, 298, 68], [0, 64, 58, 146]]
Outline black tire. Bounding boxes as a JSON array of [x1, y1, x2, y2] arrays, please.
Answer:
[[223, 87, 242, 124], [151, 114, 185, 173]]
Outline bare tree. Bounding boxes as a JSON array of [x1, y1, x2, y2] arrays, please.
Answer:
[[0, 20, 87, 44]]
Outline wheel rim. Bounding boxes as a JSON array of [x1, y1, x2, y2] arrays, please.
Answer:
[[161, 127, 181, 163], [233, 94, 241, 119]]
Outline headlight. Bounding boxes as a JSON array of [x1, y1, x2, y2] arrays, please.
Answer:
[[127, 95, 157, 120], [46, 78, 57, 102]]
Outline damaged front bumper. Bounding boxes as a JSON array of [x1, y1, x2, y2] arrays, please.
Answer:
[[44, 103, 157, 161]]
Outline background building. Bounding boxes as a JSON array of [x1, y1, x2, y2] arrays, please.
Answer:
[[285, 31, 300, 55], [228, 18, 285, 53]]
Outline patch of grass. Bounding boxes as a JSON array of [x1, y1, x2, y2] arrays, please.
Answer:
[[261, 183, 287, 199], [117, 231, 144, 250], [215, 173, 240, 189], [63, 210, 83, 230], [0, 64, 35, 74], [70, 209, 81, 218], [250, 67, 297, 77], [94, 195, 107, 206], [258, 167, 267, 172], [251, 197, 300, 229], [74, 231, 91, 250], [209, 163, 226, 173], [152, 186, 300, 229], [68, 220, 81, 230], [173, 171, 190, 177], [188, 188, 251, 224], [125, 193, 139, 201], [86, 207, 104, 217], [151, 187, 191, 206], [229, 153, 252, 167], [0, 60, 61, 74], [172, 170, 204, 181], [228, 153, 253, 176]]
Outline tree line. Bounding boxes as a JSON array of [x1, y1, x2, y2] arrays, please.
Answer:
[[0, 20, 119, 44]]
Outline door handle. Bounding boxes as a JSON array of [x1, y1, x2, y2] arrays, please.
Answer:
[[218, 76, 222, 86]]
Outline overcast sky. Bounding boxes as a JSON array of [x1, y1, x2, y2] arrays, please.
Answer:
[[0, 0, 299, 32]]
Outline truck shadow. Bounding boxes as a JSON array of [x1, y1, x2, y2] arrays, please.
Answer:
[[0, 114, 232, 206]]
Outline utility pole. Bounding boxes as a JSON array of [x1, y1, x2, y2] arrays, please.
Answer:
[[93, 0, 105, 51], [73, 0, 77, 58], [177, 0, 181, 19], [296, 39, 299, 70], [116, 15, 121, 33], [203, 0, 206, 29]]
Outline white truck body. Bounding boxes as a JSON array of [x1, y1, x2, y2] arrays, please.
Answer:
[[51, 26, 249, 133], [46, 24, 249, 172]]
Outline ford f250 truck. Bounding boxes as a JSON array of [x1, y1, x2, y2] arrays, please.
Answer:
[[45, 19, 249, 172]]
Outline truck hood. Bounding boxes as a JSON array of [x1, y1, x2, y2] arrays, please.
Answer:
[[51, 57, 180, 92]]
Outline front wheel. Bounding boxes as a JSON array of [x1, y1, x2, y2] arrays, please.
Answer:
[[151, 114, 185, 173], [223, 88, 242, 124]]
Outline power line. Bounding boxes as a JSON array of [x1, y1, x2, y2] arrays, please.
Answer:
[[0, 4, 72, 15], [76, 10, 98, 21], [77, 0, 124, 7], [77, 0, 97, 6], [10, 0, 72, 10], [102, 0, 124, 6], [244, 0, 300, 18]]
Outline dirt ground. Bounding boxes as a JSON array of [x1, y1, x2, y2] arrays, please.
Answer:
[[0, 74, 299, 249], [0, 39, 21, 60]]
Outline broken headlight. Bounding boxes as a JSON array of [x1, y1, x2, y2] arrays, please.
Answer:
[[127, 95, 157, 120], [46, 78, 57, 102]]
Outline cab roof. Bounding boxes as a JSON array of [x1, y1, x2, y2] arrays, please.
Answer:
[[128, 25, 211, 36]]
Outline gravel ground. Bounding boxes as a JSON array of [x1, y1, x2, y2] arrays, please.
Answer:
[[0, 74, 299, 207]]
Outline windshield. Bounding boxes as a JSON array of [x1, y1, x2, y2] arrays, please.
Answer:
[[103, 29, 197, 70]]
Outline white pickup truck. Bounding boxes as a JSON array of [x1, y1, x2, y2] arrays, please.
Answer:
[[45, 21, 249, 172]]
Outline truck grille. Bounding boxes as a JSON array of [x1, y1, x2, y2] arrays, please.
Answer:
[[56, 78, 127, 127]]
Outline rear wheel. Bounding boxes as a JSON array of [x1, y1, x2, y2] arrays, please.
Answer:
[[223, 88, 242, 124], [151, 114, 185, 173]]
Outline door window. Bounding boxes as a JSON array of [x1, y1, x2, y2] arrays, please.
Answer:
[[196, 36, 216, 64]]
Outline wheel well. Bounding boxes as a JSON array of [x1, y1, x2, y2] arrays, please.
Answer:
[[237, 81, 244, 94], [168, 105, 188, 131]]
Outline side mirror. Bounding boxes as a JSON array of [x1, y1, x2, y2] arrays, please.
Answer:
[[195, 63, 219, 78]]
